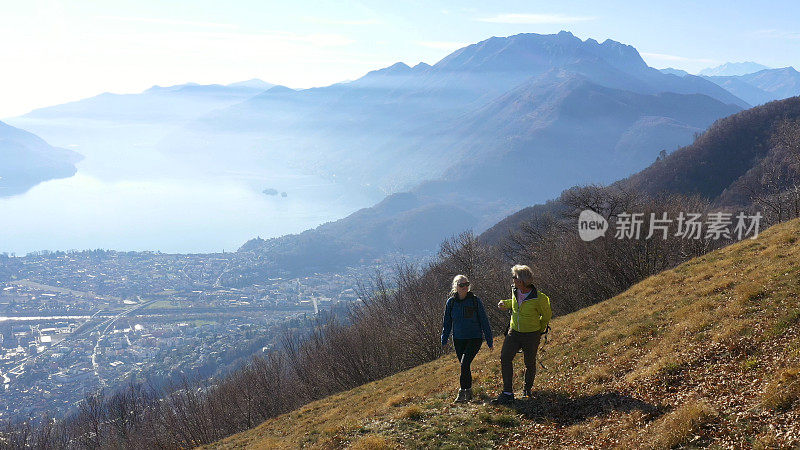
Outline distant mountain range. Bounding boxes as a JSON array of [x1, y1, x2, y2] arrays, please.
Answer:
[[7, 79, 275, 188], [698, 61, 771, 77], [0, 120, 82, 196], [659, 62, 800, 107], [179, 32, 746, 201], [229, 32, 753, 275], [21, 80, 273, 123], [659, 67, 690, 77], [702, 67, 800, 106]]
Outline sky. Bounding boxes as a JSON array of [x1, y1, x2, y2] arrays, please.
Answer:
[[2, 0, 799, 118]]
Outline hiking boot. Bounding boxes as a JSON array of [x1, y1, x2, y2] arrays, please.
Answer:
[[463, 388, 473, 402], [523, 388, 533, 398], [490, 392, 514, 405], [453, 389, 466, 403]]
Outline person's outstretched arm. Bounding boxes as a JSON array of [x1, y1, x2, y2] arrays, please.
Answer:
[[441, 297, 453, 346], [497, 297, 512, 310], [476, 298, 493, 348]]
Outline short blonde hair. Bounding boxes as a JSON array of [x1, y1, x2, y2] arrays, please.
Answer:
[[450, 274, 469, 297], [511, 265, 535, 288]]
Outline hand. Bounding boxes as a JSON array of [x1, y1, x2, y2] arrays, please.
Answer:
[[497, 300, 508, 310]]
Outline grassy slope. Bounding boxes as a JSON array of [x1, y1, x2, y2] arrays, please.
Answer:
[[205, 218, 800, 449]]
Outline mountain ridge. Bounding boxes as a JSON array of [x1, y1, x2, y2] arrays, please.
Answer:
[[18, 80, 271, 122], [232, 72, 743, 274], [699, 61, 771, 77], [479, 96, 800, 247], [225, 32, 749, 277], [703, 67, 800, 106], [0, 120, 82, 196]]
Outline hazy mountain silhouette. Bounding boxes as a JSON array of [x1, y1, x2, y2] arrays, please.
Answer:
[[173, 32, 746, 193], [481, 96, 800, 245], [0, 121, 82, 196], [227, 32, 749, 270], [698, 61, 770, 77], [703, 67, 800, 105], [622, 96, 800, 203], [241, 95, 800, 277], [7, 79, 275, 185], [659, 67, 690, 77], [20, 80, 271, 123], [411, 69, 741, 206], [227, 79, 275, 90], [236, 192, 480, 274], [236, 78, 742, 274]]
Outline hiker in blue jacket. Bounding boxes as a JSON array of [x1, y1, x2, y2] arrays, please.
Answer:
[[441, 274, 493, 403]]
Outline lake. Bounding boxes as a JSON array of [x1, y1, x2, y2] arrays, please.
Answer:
[[1, 116, 383, 255], [0, 165, 380, 255]]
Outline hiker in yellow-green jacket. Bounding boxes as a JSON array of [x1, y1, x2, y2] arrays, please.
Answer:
[[491, 264, 551, 405]]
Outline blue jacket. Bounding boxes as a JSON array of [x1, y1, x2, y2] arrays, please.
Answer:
[[441, 292, 493, 348]]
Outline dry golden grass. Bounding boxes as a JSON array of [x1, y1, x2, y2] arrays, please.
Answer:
[[201, 348, 460, 449], [762, 366, 800, 411], [619, 398, 717, 449], [753, 430, 782, 450], [385, 394, 413, 407], [349, 435, 395, 450], [203, 218, 800, 449], [398, 405, 423, 421], [736, 281, 767, 304], [580, 364, 613, 385]]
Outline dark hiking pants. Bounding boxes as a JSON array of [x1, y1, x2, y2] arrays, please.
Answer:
[[500, 329, 541, 393], [453, 338, 482, 389]]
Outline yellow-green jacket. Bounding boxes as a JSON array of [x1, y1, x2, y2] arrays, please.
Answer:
[[502, 288, 552, 333]]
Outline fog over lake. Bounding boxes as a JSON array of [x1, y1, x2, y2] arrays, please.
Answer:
[[1, 174, 379, 255], [0, 119, 381, 255]]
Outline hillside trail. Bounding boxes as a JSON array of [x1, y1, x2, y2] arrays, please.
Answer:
[[206, 218, 800, 449]]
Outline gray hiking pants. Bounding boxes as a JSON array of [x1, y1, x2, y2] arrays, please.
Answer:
[[500, 329, 541, 393]]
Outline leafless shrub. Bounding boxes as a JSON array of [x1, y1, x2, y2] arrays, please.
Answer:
[[737, 118, 800, 224], [504, 186, 722, 315]]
